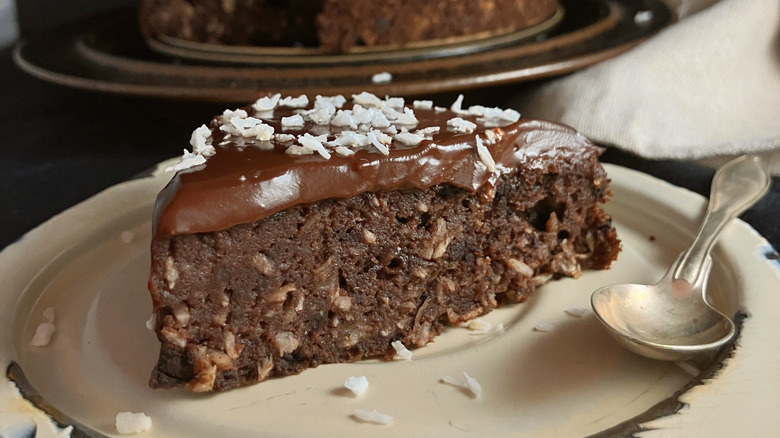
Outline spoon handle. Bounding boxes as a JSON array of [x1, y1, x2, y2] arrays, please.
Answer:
[[674, 155, 771, 284]]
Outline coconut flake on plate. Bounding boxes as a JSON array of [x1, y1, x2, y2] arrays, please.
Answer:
[[29, 317, 56, 347], [252, 93, 281, 112], [371, 72, 393, 84], [391, 340, 412, 360], [116, 411, 152, 435], [564, 307, 590, 317], [119, 230, 135, 243], [534, 322, 555, 332], [468, 319, 505, 335], [441, 371, 483, 398], [353, 409, 393, 425], [344, 375, 369, 396], [634, 9, 654, 24], [279, 94, 309, 108], [447, 117, 477, 134], [467, 318, 492, 332]]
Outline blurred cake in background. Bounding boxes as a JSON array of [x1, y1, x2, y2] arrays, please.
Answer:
[[139, 0, 560, 53]]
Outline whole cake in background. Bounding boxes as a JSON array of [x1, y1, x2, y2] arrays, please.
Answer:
[[139, 0, 560, 52], [147, 92, 620, 392]]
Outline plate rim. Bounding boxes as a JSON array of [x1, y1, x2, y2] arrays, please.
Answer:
[[12, 0, 673, 101]]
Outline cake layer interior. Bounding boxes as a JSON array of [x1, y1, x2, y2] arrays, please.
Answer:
[[149, 162, 618, 392]]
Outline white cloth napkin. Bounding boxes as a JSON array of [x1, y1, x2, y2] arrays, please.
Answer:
[[510, 0, 780, 173]]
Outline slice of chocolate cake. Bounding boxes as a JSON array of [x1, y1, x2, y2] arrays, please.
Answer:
[[148, 93, 619, 392]]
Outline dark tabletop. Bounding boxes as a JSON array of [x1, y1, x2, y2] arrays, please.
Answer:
[[1, 46, 778, 254]]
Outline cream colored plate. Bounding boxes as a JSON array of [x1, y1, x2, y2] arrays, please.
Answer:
[[1, 164, 779, 437]]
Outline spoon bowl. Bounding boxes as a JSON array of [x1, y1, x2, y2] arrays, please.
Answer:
[[591, 155, 770, 361], [592, 254, 735, 361]]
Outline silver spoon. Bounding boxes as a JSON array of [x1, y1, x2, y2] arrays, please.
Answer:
[[591, 155, 771, 361]]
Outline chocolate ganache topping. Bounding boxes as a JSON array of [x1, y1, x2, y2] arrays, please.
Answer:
[[154, 93, 599, 237]]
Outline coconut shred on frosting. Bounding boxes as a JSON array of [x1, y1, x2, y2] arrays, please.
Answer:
[[155, 92, 599, 237]]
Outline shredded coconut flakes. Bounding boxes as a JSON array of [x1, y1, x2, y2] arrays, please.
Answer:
[[281, 114, 305, 129], [467, 318, 492, 332], [29, 322, 55, 347], [447, 117, 477, 134], [30, 307, 57, 347], [395, 131, 424, 147], [450, 94, 465, 114], [274, 133, 296, 143], [119, 230, 135, 243], [634, 9, 654, 24], [371, 72, 393, 84], [252, 93, 281, 112], [165, 93, 525, 173], [352, 92, 383, 108], [297, 133, 331, 159], [165, 149, 206, 172], [279, 94, 309, 108], [116, 411, 152, 434], [344, 375, 369, 396], [334, 146, 355, 157], [475, 135, 496, 172], [441, 371, 483, 398], [565, 307, 590, 317], [367, 130, 390, 155], [353, 409, 393, 425], [413, 100, 433, 110], [391, 340, 412, 360], [189, 124, 215, 156], [534, 322, 555, 332]]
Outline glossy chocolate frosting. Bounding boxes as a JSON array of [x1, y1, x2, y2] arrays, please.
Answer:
[[154, 103, 598, 237]]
